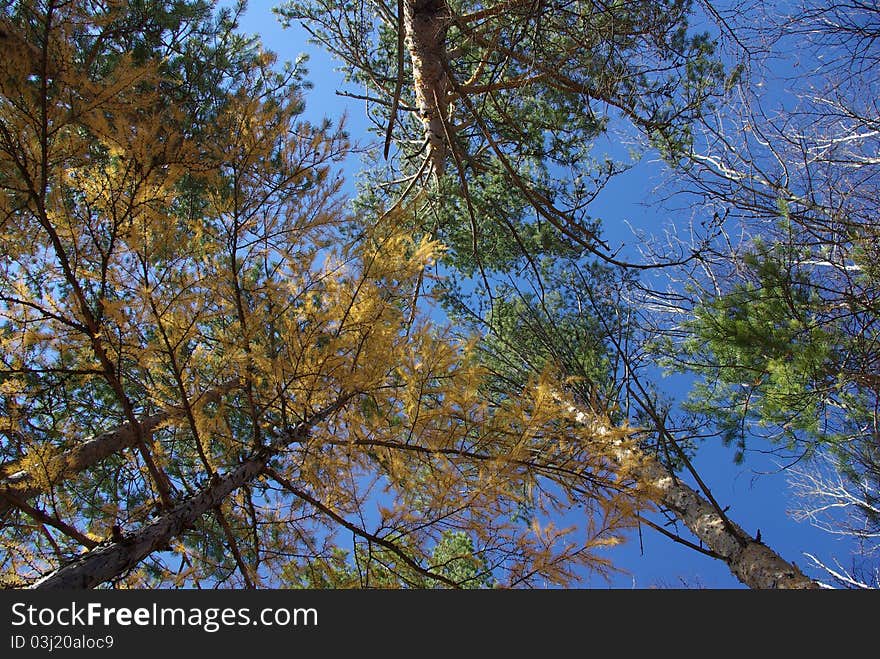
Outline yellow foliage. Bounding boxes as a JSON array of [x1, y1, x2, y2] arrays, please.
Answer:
[[0, 1, 650, 589], [17, 443, 63, 492]]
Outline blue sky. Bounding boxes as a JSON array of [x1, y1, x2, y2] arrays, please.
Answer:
[[222, 1, 861, 588]]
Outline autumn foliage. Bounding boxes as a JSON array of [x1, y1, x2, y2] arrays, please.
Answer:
[[0, 1, 652, 588]]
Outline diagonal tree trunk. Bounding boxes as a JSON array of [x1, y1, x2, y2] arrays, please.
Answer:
[[29, 444, 271, 589], [0, 414, 167, 521], [567, 403, 819, 589], [28, 395, 350, 589], [632, 454, 819, 589], [0, 382, 238, 520]]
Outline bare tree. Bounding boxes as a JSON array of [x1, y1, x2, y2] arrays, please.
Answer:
[[788, 450, 879, 589]]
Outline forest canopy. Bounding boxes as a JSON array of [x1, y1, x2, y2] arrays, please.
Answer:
[[1, 0, 877, 589]]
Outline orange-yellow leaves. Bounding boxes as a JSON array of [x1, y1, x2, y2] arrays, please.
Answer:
[[16, 443, 63, 492], [0, 2, 656, 589]]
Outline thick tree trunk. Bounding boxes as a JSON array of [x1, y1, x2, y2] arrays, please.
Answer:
[[632, 456, 819, 589], [0, 383, 237, 520], [404, 0, 450, 176], [565, 402, 819, 588]]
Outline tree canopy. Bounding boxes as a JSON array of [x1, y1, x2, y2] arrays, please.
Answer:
[[2, 0, 875, 589], [0, 0, 661, 589]]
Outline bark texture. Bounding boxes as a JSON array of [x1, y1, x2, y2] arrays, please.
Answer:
[[29, 448, 272, 589], [565, 403, 819, 588], [0, 415, 166, 521], [634, 457, 819, 589], [404, 0, 450, 176]]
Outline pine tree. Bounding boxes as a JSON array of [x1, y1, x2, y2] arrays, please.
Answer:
[[278, 0, 819, 588]]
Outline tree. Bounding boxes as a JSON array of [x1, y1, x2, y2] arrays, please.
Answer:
[[449, 256, 818, 589], [279, 0, 820, 587], [1, 0, 655, 589], [278, 0, 726, 268], [787, 450, 879, 589], [283, 530, 494, 588], [646, 0, 879, 583]]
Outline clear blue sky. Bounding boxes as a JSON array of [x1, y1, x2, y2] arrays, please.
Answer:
[[222, 0, 859, 588]]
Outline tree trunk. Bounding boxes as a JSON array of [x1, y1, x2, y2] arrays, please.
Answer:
[[564, 402, 819, 588], [0, 382, 237, 520], [404, 0, 450, 176], [633, 455, 819, 589], [0, 414, 166, 521], [29, 447, 271, 589]]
